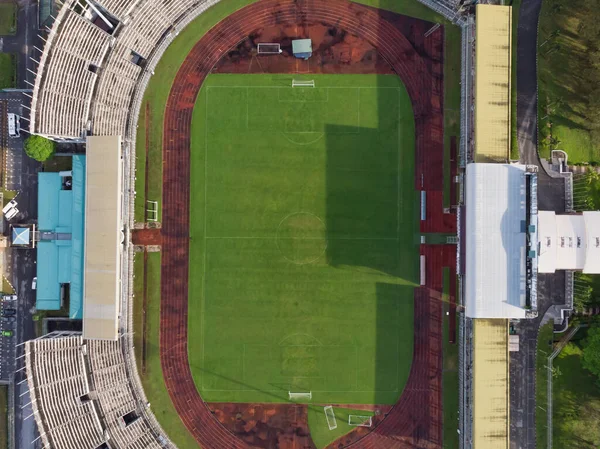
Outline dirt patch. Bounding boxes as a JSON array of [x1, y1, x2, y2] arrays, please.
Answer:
[[131, 228, 162, 246], [208, 403, 316, 449]]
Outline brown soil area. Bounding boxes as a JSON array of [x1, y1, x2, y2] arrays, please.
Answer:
[[208, 403, 316, 449], [131, 228, 162, 246]]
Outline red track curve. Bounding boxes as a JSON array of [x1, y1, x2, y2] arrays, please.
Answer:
[[160, 1, 445, 448]]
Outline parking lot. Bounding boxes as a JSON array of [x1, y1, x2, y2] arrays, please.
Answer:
[[0, 295, 17, 382]]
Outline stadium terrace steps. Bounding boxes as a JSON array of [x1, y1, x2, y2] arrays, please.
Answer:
[[25, 336, 165, 449]]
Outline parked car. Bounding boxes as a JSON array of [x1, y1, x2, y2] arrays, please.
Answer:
[[5, 207, 18, 221], [1, 315, 15, 323], [32, 277, 37, 290], [2, 199, 17, 215], [2, 295, 16, 301], [2, 308, 16, 317], [2, 330, 13, 337]]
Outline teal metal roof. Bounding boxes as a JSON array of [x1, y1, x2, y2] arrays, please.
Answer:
[[36, 242, 61, 311], [36, 155, 86, 318], [38, 173, 61, 231]]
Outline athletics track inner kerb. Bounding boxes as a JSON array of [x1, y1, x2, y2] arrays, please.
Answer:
[[159, 1, 456, 448]]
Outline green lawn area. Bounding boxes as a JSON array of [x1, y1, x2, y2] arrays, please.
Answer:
[[444, 25, 461, 207], [0, 53, 16, 89], [537, 0, 600, 163], [134, 0, 451, 223], [134, 0, 262, 223], [536, 322, 554, 449], [133, 252, 202, 449], [133, 251, 144, 374], [0, 3, 16, 35], [307, 406, 375, 449], [553, 340, 600, 448], [187, 73, 417, 405], [442, 268, 458, 449], [0, 385, 6, 449], [510, 0, 521, 160]]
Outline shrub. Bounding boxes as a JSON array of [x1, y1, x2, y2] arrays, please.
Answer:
[[24, 135, 55, 161]]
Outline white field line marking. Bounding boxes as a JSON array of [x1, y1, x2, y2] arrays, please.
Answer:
[[206, 86, 402, 89], [202, 388, 400, 393], [205, 236, 400, 240], [357, 87, 361, 130], [397, 88, 402, 234], [281, 132, 325, 146], [201, 86, 210, 390]]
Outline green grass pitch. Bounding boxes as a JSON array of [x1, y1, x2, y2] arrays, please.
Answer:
[[187, 74, 418, 405]]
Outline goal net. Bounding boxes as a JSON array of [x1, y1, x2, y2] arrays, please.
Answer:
[[348, 415, 373, 427], [288, 391, 312, 401], [324, 406, 337, 430], [146, 200, 159, 222], [257, 43, 282, 54], [292, 79, 315, 88]]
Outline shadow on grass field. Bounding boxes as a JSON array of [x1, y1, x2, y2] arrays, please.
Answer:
[[553, 340, 600, 448], [0, 3, 16, 35], [538, 0, 600, 163], [0, 54, 16, 89], [133, 252, 202, 449], [442, 268, 458, 449], [187, 74, 417, 405], [536, 322, 554, 449]]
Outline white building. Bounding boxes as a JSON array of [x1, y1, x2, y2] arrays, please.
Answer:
[[537, 211, 600, 274], [465, 163, 538, 319]]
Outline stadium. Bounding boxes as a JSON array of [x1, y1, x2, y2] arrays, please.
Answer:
[[17, 0, 592, 449]]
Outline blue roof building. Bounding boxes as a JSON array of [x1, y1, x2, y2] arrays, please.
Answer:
[[36, 155, 86, 319]]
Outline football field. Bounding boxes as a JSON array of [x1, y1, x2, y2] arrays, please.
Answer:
[[188, 74, 418, 405]]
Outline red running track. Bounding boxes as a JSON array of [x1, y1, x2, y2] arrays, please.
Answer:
[[160, 1, 448, 448]]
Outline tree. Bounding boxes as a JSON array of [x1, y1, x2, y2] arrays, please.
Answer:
[[24, 135, 55, 161], [582, 327, 600, 379]]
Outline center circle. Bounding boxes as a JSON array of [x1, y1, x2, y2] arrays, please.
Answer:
[[276, 212, 328, 265]]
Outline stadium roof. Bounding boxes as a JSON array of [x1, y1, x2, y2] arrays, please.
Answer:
[[36, 156, 85, 317], [83, 136, 122, 341], [474, 4, 512, 163], [465, 163, 527, 319], [472, 319, 509, 449], [538, 211, 600, 273]]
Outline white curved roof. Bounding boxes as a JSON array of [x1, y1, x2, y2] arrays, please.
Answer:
[[538, 210, 600, 274], [465, 163, 527, 319]]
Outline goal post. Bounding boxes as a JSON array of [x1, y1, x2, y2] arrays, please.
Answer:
[[146, 200, 159, 222], [324, 406, 337, 430], [348, 415, 373, 427], [288, 391, 312, 401], [257, 43, 282, 54], [292, 79, 315, 88]]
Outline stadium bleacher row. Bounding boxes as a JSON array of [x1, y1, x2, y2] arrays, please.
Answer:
[[25, 335, 166, 449], [31, 0, 208, 139]]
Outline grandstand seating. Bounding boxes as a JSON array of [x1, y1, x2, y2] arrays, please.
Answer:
[[31, 0, 210, 139], [25, 335, 166, 449]]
